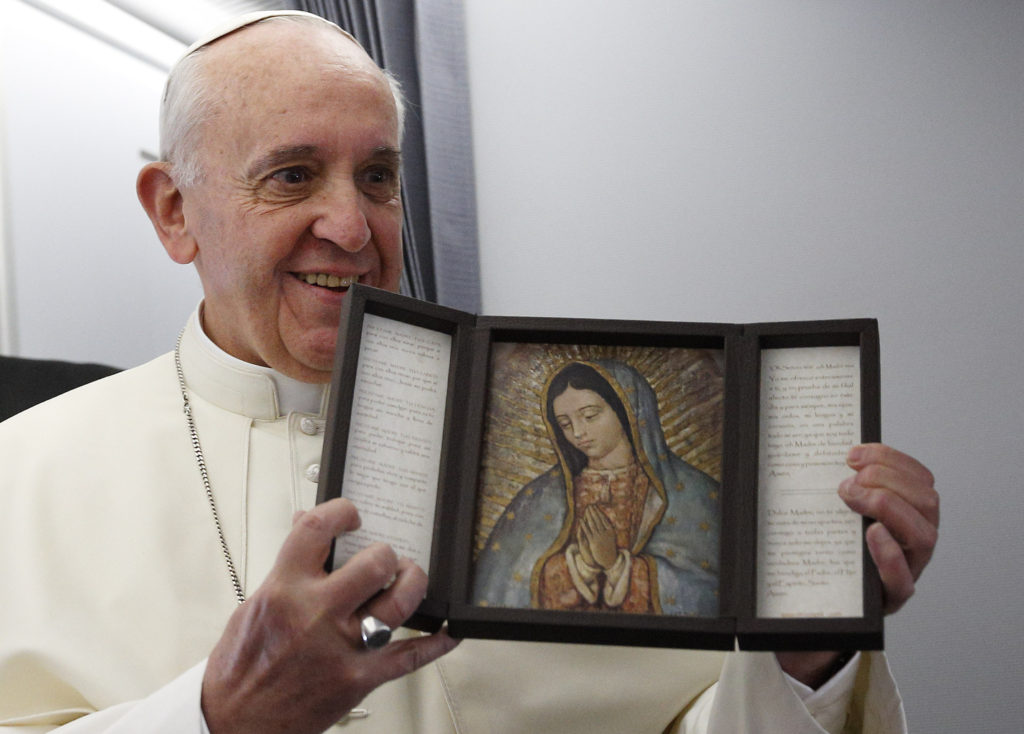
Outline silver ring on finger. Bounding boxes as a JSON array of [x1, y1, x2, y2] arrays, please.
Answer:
[[360, 615, 392, 649]]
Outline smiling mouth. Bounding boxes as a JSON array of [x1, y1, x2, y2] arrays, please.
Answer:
[[293, 272, 359, 292]]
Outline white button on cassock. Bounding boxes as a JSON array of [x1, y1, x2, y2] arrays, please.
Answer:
[[299, 417, 319, 435], [304, 463, 320, 483]]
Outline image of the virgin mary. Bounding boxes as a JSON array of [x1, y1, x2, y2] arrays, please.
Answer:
[[473, 360, 720, 616]]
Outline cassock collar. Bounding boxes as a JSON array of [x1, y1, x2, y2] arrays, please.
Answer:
[[177, 308, 329, 420]]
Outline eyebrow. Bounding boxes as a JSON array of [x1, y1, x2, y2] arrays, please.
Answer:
[[367, 145, 403, 168], [556, 403, 604, 418], [246, 145, 319, 179], [245, 144, 403, 179]]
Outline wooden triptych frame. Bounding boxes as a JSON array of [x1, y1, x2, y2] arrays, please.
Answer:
[[316, 285, 882, 651]]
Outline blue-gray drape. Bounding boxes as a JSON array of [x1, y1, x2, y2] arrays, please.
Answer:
[[297, 0, 480, 312]]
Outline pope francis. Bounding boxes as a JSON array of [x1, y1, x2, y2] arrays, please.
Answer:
[[0, 10, 939, 734]]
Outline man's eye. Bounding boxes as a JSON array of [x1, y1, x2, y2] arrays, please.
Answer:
[[270, 167, 311, 185], [359, 166, 399, 198]]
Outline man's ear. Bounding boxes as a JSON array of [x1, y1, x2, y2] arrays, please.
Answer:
[[136, 162, 198, 264]]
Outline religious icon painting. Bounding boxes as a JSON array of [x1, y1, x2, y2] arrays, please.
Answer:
[[471, 344, 724, 620]]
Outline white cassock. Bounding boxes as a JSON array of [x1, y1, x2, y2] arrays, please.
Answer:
[[0, 310, 906, 733]]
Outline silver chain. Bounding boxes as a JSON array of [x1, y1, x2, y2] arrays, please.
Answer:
[[174, 329, 246, 605]]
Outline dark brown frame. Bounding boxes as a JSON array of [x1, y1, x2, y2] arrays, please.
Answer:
[[732, 322, 883, 651], [317, 285, 882, 651]]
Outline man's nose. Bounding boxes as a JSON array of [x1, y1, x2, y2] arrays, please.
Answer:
[[310, 180, 371, 252]]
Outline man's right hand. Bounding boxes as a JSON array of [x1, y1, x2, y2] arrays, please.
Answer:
[[200, 498, 459, 734]]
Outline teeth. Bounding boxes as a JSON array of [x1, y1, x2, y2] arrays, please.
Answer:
[[299, 273, 357, 288]]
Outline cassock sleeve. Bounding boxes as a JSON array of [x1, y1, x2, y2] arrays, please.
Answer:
[[2, 661, 208, 734], [670, 651, 907, 734]]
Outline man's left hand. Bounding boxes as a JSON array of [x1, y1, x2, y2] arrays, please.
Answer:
[[776, 443, 938, 687], [840, 442, 939, 613]]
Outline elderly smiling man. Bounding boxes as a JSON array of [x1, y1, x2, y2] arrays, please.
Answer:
[[0, 11, 938, 734]]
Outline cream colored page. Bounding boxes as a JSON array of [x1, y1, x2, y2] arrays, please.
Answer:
[[756, 346, 863, 618], [333, 314, 451, 572]]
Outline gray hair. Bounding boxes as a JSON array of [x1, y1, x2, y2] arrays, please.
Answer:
[[159, 13, 405, 188]]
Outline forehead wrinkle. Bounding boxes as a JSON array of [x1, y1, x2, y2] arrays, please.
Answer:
[[207, 63, 397, 139]]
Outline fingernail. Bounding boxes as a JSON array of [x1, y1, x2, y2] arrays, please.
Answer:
[[839, 477, 864, 499], [847, 445, 864, 464]]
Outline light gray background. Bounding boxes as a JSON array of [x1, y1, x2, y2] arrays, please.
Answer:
[[465, 3, 1023, 732], [1, 1, 1022, 732], [0, 0, 202, 366]]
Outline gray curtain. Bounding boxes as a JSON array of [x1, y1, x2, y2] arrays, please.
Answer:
[[297, 0, 480, 312]]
